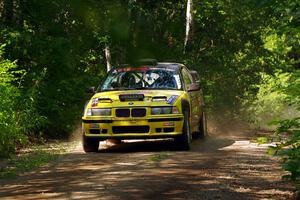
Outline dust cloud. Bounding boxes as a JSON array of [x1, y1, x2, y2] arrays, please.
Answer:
[[207, 112, 254, 138]]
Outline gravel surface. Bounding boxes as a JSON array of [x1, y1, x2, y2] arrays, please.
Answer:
[[0, 130, 295, 200]]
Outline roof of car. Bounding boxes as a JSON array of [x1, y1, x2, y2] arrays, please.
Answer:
[[113, 62, 184, 71], [157, 62, 183, 69]]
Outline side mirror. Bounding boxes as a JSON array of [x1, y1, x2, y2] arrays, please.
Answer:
[[187, 83, 200, 92], [86, 87, 96, 94], [190, 70, 201, 84]]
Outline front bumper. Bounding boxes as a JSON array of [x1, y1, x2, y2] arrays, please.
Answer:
[[82, 115, 184, 140]]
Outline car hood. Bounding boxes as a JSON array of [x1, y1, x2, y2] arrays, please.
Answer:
[[89, 90, 184, 108]]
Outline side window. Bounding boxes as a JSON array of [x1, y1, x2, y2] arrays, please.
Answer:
[[181, 68, 193, 87]]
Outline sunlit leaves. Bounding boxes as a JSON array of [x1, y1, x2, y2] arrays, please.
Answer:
[[264, 34, 292, 55]]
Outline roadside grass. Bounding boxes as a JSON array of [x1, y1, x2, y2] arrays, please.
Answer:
[[0, 141, 78, 179], [148, 152, 170, 163], [0, 150, 59, 179]]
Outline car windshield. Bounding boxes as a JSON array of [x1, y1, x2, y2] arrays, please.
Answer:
[[101, 67, 182, 91]]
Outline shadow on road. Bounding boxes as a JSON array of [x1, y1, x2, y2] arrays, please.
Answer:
[[98, 136, 235, 153], [0, 134, 294, 200]]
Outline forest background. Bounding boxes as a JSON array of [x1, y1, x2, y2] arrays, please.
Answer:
[[0, 0, 299, 190]]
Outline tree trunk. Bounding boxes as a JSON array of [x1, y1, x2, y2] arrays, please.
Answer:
[[12, 0, 20, 25], [104, 45, 112, 72], [184, 0, 193, 53], [127, 1, 138, 63], [2, 0, 20, 25], [0, 0, 4, 21]]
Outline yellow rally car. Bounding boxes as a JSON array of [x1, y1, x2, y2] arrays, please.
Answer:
[[82, 62, 207, 152]]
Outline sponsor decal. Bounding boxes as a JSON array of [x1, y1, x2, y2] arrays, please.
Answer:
[[89, 123, 99, 128], [163, 122, 175, 126], [119, 94, 144, 101], [167, 95, 179, 104], [91, 98, 98, 107]]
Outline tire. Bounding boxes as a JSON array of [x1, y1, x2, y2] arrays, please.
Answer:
[[198, 111, 207, 139], [175, 111, 191, 150], [82, 135, 99, 152], [193, 104, 207, 139]]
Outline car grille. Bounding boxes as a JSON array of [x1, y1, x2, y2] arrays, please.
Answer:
[[131, 108, 146, 117], [115, 108, 146, 117], [116, 109, 130, 117], [112, 126, 150, 134]]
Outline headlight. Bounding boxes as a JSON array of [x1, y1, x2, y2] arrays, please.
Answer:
[[85, 108, 111, 116], [151, 107, 178, 115], [85, 108, 92, 116]]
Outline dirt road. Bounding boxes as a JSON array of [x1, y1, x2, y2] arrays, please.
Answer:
[[0, 130, 295, 200]]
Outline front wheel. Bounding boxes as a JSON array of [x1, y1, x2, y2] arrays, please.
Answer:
[[82, 135, 99, 152], [175, 111, 191, 150]]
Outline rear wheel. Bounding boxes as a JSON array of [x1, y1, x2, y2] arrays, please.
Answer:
[[175, 111, 191, 150], [198, 111, 207, 139], [194, 111, 207, 139], [82, 135, 99, 152]]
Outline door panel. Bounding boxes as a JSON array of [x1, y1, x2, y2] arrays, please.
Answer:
[[181, 67, 201, 132]]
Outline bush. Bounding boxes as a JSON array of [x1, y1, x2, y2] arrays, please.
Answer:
[[0, 45, 26, 157], [248, 70, 300, 192], [244, 72, 300, 129], [0, 44, 46, 157], [268, 118, 300, 192]]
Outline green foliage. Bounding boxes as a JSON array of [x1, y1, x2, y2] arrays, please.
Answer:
[[0, 45, 27, 157], [0, 0, 284, 141], [268, 118, 300, 190], [0, 1, 107, 140], [244, 72, 299, 127], [245, 1, 300, 191], [256, 137, 269, 144], [182, 0, 275, 117], [249, 57, 300, 194], [0, 43, 47, 157], [264, 33, 292, 55]]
